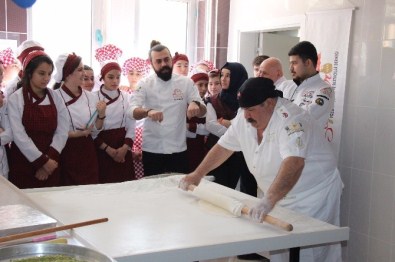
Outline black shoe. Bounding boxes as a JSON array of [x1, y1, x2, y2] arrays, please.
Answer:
[[237, 253, 269, 261]]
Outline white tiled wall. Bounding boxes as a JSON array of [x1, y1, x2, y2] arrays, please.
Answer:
[[341, 0, 395, 261], [229, 0, 395, 260]]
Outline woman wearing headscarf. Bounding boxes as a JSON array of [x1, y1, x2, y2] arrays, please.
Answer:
[[7, 50, 69, 188], [206, 62, 258, 196], [53, 52, 106, 186]]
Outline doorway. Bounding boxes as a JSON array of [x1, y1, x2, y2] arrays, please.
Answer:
[[239, 29, 299, 78]]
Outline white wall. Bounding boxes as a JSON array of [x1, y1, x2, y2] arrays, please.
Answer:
[[228, 0, 395, 261], [30, 0, 92, 66], [260, 32, 299, 80]]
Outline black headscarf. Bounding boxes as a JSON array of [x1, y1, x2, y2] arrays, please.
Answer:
[[219, 62, 248, 112]]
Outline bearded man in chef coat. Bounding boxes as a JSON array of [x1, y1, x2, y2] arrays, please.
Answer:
[[129, 41, 206, 176], [180, 77, 343, 262]]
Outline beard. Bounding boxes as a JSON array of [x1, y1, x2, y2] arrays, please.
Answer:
[[155, 65, 173, 81]]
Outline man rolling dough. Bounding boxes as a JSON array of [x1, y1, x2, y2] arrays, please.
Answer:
[[180, 77, 343, 262]]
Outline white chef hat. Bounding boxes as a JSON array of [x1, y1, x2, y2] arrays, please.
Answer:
[[53, 52, 82, 83], [16, 40, 44, 64]]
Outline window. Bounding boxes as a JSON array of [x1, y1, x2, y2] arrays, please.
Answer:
[[196, 0, 229, 69]]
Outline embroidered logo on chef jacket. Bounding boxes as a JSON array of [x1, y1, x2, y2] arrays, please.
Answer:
[[295, 137, 305, 148], [302, 90, 314, 99], [172, 89, 184, 101], [320, 87, 333, 97], [285, 122, 304, 136], [315, 97, 325, 106], [277, 106, 289, 119]]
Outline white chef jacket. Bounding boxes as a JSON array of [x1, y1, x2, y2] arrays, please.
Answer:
[[129, 74, 205, 154], [205, 103, 227, 137], [219, 97, 341, 200], [274, 75, 287, 88], [56, 88, 101, 135], [7, 88, 69, 163], [0, 100, 13, 178], [219, 97, 342, 261], [3, 76, 19, 98], [277, 73, 334, 132], [94, 88, 135, 141]]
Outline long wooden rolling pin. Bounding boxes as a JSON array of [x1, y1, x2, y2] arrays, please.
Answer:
[[0, 218, 109, 243], [188, 185, 293, 232]]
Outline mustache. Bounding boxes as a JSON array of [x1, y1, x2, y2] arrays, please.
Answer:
[[160, 66, 172, 73], [247, 118, 256, 124]]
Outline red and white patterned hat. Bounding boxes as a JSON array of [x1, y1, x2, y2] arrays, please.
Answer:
[[0, 48, 17, 67], [122, 57, 150, 77], [190, 59, 215, 74], [95, 44, 123, 65]]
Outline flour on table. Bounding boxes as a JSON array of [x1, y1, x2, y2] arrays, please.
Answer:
[[198, 200, 239, 218]]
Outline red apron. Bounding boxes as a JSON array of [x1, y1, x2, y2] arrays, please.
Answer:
[[8, 87, 60, 189], [59, 85, 99, 186], [61, 136, 99, 186], [96, 127, 135, 183], [186, 116, 207, 172]]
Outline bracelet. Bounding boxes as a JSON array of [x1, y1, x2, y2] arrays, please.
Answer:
[[97, 115, 106, 120], [103, 145, 108, 151]]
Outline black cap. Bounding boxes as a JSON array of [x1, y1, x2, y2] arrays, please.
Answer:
[[238, 77, 282, 108]]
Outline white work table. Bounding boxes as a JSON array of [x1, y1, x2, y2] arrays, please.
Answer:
[[1, 175, 349, 261]]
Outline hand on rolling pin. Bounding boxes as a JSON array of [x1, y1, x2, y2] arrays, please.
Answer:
[[248, 196, 274, 222], [179, 172, 204, 190]]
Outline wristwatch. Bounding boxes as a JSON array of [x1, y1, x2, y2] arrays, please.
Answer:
[[192, 100, 201, 107]]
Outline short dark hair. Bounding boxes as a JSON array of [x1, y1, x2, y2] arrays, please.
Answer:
[[252, 55, 269, 66], [288, 41, 318, 68], [84, 64, 93, 71]]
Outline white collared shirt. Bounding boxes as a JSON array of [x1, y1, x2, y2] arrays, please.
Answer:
[[218, 98, 340, 199], [129, 74, 205, 154]]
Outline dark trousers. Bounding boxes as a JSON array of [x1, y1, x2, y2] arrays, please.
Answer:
[[239, 153, 258, 197], [207, 152, 241, 189], [142, 150, 188, 176]]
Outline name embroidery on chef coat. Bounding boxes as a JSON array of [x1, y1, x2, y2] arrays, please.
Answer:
[[173, 88, 184, 101]]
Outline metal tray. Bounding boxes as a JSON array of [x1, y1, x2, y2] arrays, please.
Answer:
[[0, 243, 116, 261]]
